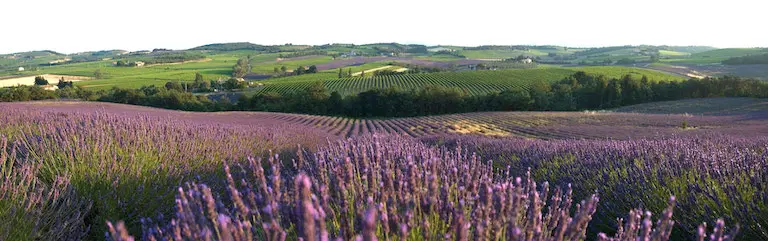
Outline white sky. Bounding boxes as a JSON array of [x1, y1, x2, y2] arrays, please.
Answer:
[[1, 0, 765, 54]]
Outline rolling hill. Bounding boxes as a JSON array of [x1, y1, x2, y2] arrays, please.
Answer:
[[252, 66, 686, 96]]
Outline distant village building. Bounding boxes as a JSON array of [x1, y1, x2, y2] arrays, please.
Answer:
[[17, 67, 24, 72], [427, 47, 455, 52], [340, 51, 358, 58], [521, 58, 533, 64]]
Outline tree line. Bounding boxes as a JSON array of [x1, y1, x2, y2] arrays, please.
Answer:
[[3, 73, 768, 117], [722, 53, 768, 65], [236, 73, 768, 117]]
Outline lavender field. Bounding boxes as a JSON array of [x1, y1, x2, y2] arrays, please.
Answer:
[[1, 100, 756, 240]]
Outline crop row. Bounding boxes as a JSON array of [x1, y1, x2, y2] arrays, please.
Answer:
[[255, 110, 765, 140], [255, 67, 685, 96]]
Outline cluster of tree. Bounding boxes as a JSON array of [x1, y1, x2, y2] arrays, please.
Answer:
[[337, 68, 352, 78], [99, 86, 228, 111], [366, 43, 428, 54], [190, 43, 279, 52], [0, 82, 226, 111], [278, 51, 328, 58], [94, 69, 104, 79], [232, 57, 252, 78], [502, 55, 534, 62], [579, 59, 614, 66], [273, 66, 289, 76], [34, 76, 49, 85], [114, 52, 207, 67], [5, 72, 768, 118], [434, 50, 466, 58], [294, 65, 318, 75], [464, 45, 531, 51], [142, 52, 206, 65], [0, 85, 57, 101], [171, 73, 247, 93], [114, 60, 141, 67], [372, 69, 404, 76], [235, 73, 768, 117], [616, 58, 636, 64], [57, 78, 74, 89], [722, 53, 768, 65]]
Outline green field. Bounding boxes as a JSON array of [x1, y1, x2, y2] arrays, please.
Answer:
[[459, 46, 580, 59], [658, 50, 690, 57], [252, 66, 685, 96], [8, 52, 335, 90], [664, 48, 768, 64], [249, 55, 334, 74], [3, 43, 765, 92]]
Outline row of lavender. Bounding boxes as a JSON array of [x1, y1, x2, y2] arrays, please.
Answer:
[[0, 103, 332, 240], [0, 102, 748, 240], [426, 135, 768, 240], [105, 135, 737, 241]]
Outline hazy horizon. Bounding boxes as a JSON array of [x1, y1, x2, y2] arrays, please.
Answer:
[[2, 0, 765, 54]]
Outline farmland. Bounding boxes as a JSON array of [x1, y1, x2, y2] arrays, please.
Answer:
[[254, 66, 685, 96], [0, 74, 91, 87], [0, 100, 753, 240], [2, 44, 767, 93], [665, 48, 768, 64], [1, 42, 766, 241]]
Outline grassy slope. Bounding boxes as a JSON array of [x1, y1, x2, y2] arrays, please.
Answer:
[[459, 47, 581, 59], [664, 48, 768, 64], [614, 97, 768, 115], [251, 66, 685, 96], [250, 56, 335, 74], [17, 52, 333, 90]]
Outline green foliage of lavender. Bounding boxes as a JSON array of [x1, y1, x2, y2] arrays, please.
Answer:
[[0, 103, 749, 241], [0, 104, 330, 239], [106, 135, 737, 241], [430, 135, 766, 240]]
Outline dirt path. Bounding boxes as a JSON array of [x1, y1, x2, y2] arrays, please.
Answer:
[[351, 66, 394, 76], [641, 64, 708, 79], [0, 74, 92, 88]]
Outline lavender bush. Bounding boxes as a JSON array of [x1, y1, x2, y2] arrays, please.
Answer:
[[0, 102, 331, 239], [107, 135, 737, 241], [1, 136, 92, 240], [429, 135, 763, 240], [0, 102, 749, 240]]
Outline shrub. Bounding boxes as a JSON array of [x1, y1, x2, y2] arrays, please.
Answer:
[[106, 135, 738, 241], [34, 76, 48, 85]]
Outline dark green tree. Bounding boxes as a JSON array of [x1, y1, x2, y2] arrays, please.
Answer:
[[164, 81, 184, 91], [34, 76, 48, 85], [94, 69, 103, 79], [57, 77, 74, 89], [232, 58, 250, 78]]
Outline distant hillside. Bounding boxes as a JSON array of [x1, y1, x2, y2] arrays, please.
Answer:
[[691, 48, 768, 60], [254, 66, 685, 96], [664, 46, 716, 54], [0, 50, 67, 71], [190, 42, 279, 52], [722, 53, 768, 65]]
